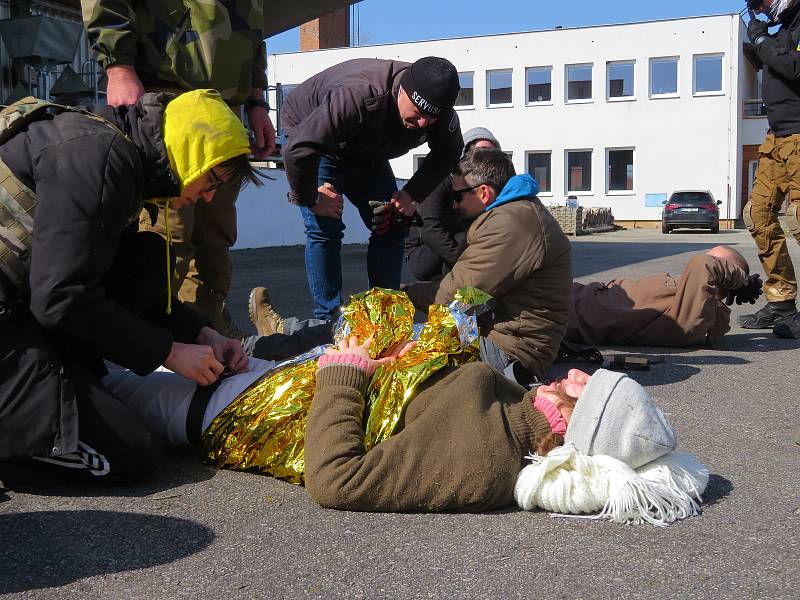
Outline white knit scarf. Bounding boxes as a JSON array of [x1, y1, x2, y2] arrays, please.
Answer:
[[514, 444, 710, 526]]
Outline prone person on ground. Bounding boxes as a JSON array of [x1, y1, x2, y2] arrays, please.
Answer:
[[567, 245, 763, 347], [403, 149, 573, 385], [0, 90, 261, 483], [102, 335, 707, 524]]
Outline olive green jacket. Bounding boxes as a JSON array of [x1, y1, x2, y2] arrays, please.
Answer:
[[304, 363, 552, 513], [81, 0, 267, 104]]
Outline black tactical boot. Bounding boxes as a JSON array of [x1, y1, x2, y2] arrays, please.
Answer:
[[738, 300, 796, 329], [773, 311, 800, 339]]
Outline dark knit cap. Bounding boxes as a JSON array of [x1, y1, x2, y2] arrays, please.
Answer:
[[400, 56, 460, 117]]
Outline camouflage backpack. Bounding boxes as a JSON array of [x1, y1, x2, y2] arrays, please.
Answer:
[[0, 97, 130, 293]]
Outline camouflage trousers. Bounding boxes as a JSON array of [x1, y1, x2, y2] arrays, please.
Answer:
[[140, 182, 239, 336], [744, 131, 800, 302]]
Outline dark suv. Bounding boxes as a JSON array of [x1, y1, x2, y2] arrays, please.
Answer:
[[661, 190, 722, 234]]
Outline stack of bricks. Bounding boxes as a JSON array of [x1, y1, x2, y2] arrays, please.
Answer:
[[547, 206, 583, 235], [546, 206, 616, 235]]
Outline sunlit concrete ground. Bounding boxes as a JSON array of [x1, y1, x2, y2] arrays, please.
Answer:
[[2, 227, 798, 599]]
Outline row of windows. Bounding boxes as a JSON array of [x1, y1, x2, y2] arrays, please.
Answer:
[[455, 54, 724, 108], [414, 148, 635, 195], [528, 149, 634, 194]]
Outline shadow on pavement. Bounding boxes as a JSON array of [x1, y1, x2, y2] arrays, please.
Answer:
[[0, 510, 215, 594], [0, 449, 215, 498], [714, 331, 800, 352], [702, 474, 734, 507]]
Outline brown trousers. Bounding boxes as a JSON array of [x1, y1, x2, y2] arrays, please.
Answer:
[[744, 131, 800, 302], [139, 182, 239, 335]]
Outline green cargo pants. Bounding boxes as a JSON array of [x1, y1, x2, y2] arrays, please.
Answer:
[[139, 181, 239, 336], [744, 131, 800, 302]]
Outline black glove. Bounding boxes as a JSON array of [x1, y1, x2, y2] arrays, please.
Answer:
[[725, 274, 764, 306], [369, 200, 392, 236], [466, 297, 497, 333], [368, 201, 422, 236], [748, 18, 769, 47]]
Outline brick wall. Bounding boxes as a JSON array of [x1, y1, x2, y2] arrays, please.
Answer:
[[300, 7, 350, 51]]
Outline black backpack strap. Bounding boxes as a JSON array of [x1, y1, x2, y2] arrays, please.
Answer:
[[186, 381, 221, 447]]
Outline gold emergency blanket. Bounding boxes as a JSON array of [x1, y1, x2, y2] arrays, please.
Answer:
[[202, 287, 485, 484]]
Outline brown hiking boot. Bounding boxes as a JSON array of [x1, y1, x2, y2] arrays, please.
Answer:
[[248, 287, 284, 336]]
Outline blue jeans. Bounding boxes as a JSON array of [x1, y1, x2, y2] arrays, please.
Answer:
[[300, 156, 406, 319], [479, 336, 538, 388]]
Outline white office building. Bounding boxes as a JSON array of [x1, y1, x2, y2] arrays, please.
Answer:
[[266, 13, 767, 230]]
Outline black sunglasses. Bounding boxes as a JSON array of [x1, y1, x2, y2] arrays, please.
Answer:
[[205, 167, 225, 193], [452, 183, 482, 203]]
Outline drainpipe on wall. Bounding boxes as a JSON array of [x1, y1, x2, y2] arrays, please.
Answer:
[[726, 14, 739, 229]]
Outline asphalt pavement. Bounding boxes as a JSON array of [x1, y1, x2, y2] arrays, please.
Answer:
[[1, 228, 798, 599]]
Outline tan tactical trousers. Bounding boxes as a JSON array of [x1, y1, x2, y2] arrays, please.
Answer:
[[744, 131, 800, 302], [139, 182, 239, 335]]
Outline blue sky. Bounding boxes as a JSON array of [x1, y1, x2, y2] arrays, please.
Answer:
[[267, 0, 747, 54]]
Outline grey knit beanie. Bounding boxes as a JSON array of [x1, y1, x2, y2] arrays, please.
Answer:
[[565, 369, 676, 469], [462, 127, 500, 151]]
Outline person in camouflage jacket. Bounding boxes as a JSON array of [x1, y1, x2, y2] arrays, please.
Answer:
[[81, 0, 276, 337], [81, 0, 269, 106]]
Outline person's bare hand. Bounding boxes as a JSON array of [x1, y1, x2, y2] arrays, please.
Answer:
[[310, 183, 344, 219], [105, 65, 145, 107], [384, 340, 417, 359], [164, 342, 224, 386], [196, 326, 248, 373], [247, 103, 277, 159], [322, 335, 396, 377], [390, 189, 416, 217]]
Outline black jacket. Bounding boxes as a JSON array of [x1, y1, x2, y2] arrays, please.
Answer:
[[281, 58, 463, 206], [404, 176, 466, 269], [756, 5, 800, 135], [0, 94, 207, 375]]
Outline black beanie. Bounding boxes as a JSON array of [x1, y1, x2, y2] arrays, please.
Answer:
[[400, 57, 460, 117]]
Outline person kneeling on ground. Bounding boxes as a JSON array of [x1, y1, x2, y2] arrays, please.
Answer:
[[404, 148, 573, 385], [566, 245, 763, 347], [0, 90, 260, 483]]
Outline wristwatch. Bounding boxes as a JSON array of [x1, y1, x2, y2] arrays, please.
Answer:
[[245, 97, 271, 111]]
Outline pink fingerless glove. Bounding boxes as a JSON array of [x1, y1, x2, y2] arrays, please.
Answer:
[[317, 353, 372, 374], [533, 395, 568, 436]]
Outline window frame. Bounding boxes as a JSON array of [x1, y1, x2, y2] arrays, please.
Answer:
[[526, 151, 553, 196], [606, 60, 636, 102], [565, 148, 593, 195], [486, 68, 514, 108], [606, 147, 636, 195], [649, 56, 680, 99], [525, 66, 553, 106], [455, 71, 475, 110], [693, 53, 725, 97], [565, 63, 594, 104]]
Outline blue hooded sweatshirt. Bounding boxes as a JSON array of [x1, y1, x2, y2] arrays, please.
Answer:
[[483, 174, 540, 212]]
